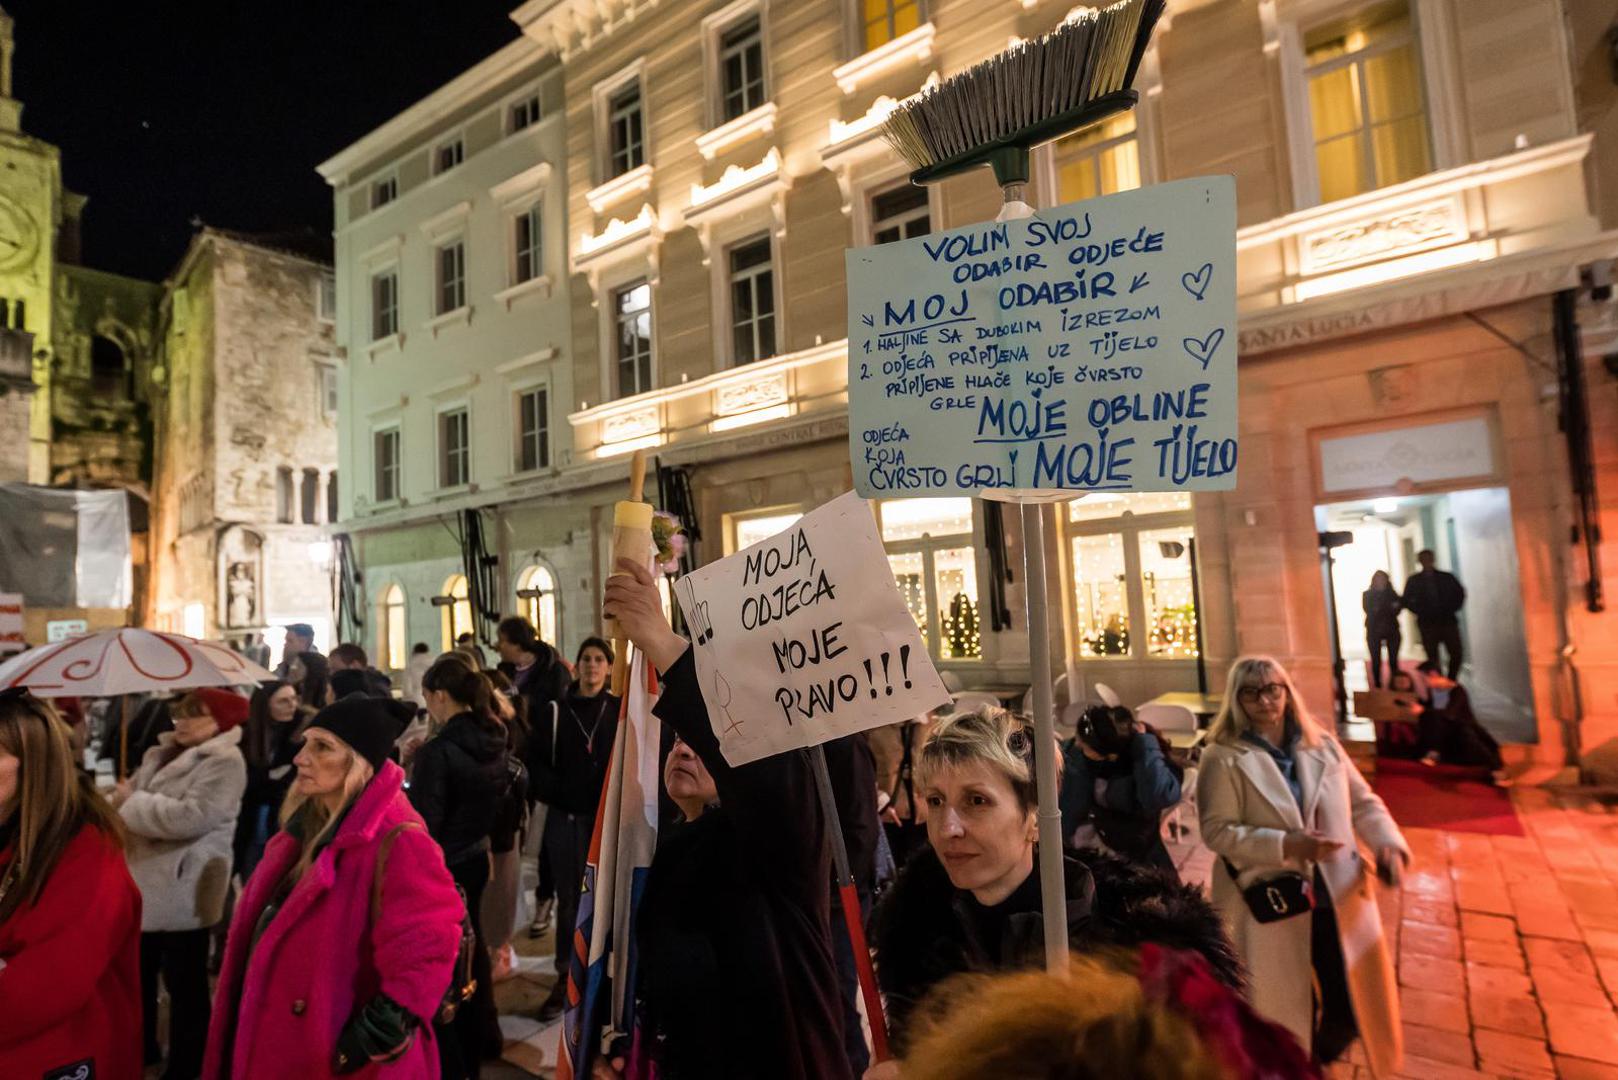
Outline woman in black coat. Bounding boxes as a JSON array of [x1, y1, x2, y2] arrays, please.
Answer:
[[868, 706, 1242, 1072], [414, 656, 511, 1077], [1363, 570, 1402, 688], [599, 558, 852, 1080]]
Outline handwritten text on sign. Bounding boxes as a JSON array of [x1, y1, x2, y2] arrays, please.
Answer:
[[672, 491, 951, 768], [846, 176, 1237, 497]]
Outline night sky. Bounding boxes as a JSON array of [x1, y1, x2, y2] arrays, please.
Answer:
[[5, 1, 523, 282]]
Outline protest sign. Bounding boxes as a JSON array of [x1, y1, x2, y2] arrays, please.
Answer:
[[846, 175, 1237, 499], [671, 491, 952, 767]]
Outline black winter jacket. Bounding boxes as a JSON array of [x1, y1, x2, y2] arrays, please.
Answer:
[[408, 711, 509, 867], [634, 649, 852, 1080], [509, 644, 571, 732], [872, 845, 1242, 1054], [1402, 568, 1465, 622], [530, 685, 619, 816], [1363, 586, 1402, 636]]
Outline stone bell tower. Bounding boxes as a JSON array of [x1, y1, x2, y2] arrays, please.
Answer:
[[0, 7, 20, 134]]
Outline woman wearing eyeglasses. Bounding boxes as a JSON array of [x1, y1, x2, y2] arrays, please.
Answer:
[[0, 688, 142, 1079], [1197, 657, 1410, 1078]]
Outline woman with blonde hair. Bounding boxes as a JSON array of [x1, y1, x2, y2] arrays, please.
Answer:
[[1198, 656, 1410, 1077], [0, 688, 142, 1078], [203, 696, 464, 1079], [870, 702, 1240, 1070]]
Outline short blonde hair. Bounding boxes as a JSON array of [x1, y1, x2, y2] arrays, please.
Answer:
[[917, 705, 1037, 812], [1207, 655, 1326, 748], [903, 955, 1226, 1080]]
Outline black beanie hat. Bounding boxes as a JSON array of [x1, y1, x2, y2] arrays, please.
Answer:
[[329, 668, 372, 701], [306, 696, 396, 772]]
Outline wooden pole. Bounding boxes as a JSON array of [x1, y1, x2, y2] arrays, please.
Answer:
[[1021, 502, 1069, 974], [606, 450, 652, 696]]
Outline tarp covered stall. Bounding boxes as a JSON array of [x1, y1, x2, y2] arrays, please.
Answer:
[[0, 484, 132, 608]]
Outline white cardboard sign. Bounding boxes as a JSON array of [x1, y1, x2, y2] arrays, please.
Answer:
[[671, 491, 952, 767], [846, 175, 1238, 498]]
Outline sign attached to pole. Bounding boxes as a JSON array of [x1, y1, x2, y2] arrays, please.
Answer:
[[671, 491, 952, 767], [846, 176, 1238, 499]]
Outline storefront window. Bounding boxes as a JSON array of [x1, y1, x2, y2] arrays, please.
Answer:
[[441, 574, 472, 652], [515, 564, 559, 646], [1064, 494, 1198, 661], [729, 509, 804, 554], [878, 499, 981, 662]]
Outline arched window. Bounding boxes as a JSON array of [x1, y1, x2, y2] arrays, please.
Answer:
[[441, 574, 472, 651], [378, 584, 406, 671], [90, 334, 129, 398], [515, 563, 559, 646]]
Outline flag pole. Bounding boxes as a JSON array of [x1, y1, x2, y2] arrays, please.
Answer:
[[606, 450, 652, 697], [807, 742, 891, 1063]]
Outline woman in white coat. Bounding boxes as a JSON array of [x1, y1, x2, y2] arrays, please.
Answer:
[[1197, 656, 1411, 1078], [115, 687, 248, 1080]]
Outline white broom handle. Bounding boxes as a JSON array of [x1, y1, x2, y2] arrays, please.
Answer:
[[1021, 501, 1069, 974]]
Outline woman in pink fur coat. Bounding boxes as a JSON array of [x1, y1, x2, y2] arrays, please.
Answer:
[[204, 697, 463, 1079]]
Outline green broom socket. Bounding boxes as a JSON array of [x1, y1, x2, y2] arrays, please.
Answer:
[[988, 146, 1031, 189]]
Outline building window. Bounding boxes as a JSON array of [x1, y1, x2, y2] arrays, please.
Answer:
[[871, 184, 930, 245], [436, 240, 466, 315], [1065, 493, 1198, 660], [379, 584, 406, 670], [317, 273, 337, 322], [720, 17, 766, 121], [726, 508, 803, 555], [1054, 112, 1140, 202], [728, 236, 776, 365], [276, 467, 294, 524], [613, 279, 653, 398], [516, 387, 550, 473], [374, 427, 400, 503], [318, 365, 338, 420], [371, 270, 398, 340], [607, 82, 645, 178], [1304, 0, 1431, 204], [371, 175, 397, 210], [327, 471, 339, 524], [877, 498, 981, 661], [300, 468, 320, 525], [439, 407, 470, 488], [510, 92, 543, 133], [440, 574, 472, 651], [864, 0, 922, 52], [434, 137, 464, 175], [514, 205, 542, 284], [515, 564, 559, 645]]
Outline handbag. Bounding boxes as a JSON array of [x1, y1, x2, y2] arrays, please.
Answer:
[[1222, 857, 1314, 923], [371, 821, 478, 1023]]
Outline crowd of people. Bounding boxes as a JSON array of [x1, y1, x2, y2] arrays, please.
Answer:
[[0, 557, 1455, 1079]]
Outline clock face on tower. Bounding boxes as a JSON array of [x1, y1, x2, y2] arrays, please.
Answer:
[[0, 194, 40, 272]]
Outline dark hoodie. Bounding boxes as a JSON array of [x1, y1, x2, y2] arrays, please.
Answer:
[[873, 845, 1243, 1054], [530, 683, 619, 815], [408, 711, 509, 867]]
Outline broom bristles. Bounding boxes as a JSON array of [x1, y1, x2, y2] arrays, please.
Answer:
[[882, 0, 1166, 172]]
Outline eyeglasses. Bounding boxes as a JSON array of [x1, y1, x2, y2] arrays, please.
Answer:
[[1237, 683, 1288, 704]]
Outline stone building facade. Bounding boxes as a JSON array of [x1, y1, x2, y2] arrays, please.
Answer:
[[147, 230, 339, 654]]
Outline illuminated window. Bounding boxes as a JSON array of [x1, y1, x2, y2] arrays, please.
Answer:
[[379, 584, 406, 670], [515, 564, 559, 645], [441, 574, 472, 651], [1064, 493, 1198, 661], [1305, 0, 1431, 204], [727, 508, 804, 554], [871, 184, 930, 245], [1053, 112, 1139, 203], [863, 0, 922, 52], [878, 499, 981, 661], [614, 280, 653, 398], [728, 236, 776, 365]]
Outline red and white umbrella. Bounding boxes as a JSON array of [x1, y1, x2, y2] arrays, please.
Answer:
[[0, 627, 275, 698]]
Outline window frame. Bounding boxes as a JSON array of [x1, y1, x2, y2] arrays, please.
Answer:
[[1061, 497, 1199, 664], [513, 382, 551, 475], [372, 425, 402, 505], [723, 505, 804, 556], [710, 6, 768, 127], [875, 499, 985, 665], [606, 82, 645, 179], [433, 133, 466, 177], [437, 403, 472, 490], [370, 267, 399, 341], [440, 574, 473, 652], [507, 89, 544, 135], [514, 562, 561, 647], [854, 0, 926, 55], [378, 583, 407, 671], [610, 277, 655, 399], [316, 362, 339, 421], [725, 233, 778, 367], [434, 236, 467, 316], [370, 172, 399, 211], [593, 64, 648, 185], [513, 203, 543, 286], [868, 180, 934, 246], [316, 272, 337, 323]]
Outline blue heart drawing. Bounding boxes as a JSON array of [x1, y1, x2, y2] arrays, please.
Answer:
[[1183, 328, 1224, 370], [1182, 263, 1212, 301]]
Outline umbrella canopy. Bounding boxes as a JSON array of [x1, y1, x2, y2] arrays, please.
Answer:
[[0, 628, 276, 698]]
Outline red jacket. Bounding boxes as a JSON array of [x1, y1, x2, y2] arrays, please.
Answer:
[[0, 823, 142, 1079]]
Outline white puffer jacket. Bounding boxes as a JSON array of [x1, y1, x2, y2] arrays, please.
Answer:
[[121, 726, 247, 932]]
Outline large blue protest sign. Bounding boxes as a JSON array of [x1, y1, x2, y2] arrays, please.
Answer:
[[846, 175, 1237, 498]]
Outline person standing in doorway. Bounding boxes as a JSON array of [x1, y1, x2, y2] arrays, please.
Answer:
[[1402, 550, 1466, 680], [1362, 570, 1403, 688]]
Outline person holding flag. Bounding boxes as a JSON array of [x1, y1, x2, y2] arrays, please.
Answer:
[[590, 556, 853, 1080]]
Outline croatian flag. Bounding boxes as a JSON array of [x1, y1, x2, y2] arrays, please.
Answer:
[[556, 646, 661, 1080]]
